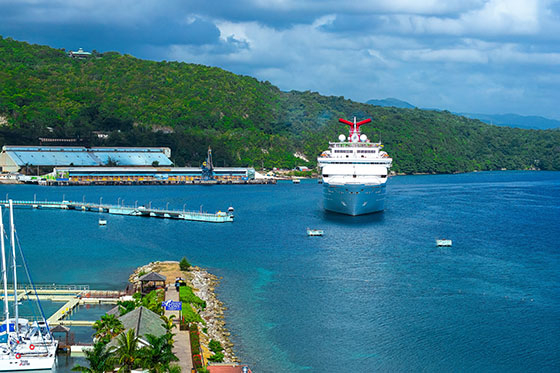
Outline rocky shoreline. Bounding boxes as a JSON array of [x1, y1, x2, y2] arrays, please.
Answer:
[[129, 261, 238, 363]]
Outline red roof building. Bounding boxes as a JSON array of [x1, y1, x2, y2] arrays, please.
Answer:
[[207, 364, 252, 373]]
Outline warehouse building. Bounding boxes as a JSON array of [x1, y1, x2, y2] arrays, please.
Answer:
[[52, 166, 255, 183], [0, 146, 172, 173]]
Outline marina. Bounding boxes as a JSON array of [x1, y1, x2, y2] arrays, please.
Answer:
[[0, 199, 234, 223]]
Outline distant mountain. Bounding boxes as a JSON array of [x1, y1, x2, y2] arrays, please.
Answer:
[[457, 113, 560, 130], [366, 98, 415, 109], [367, 97, 560, 130]]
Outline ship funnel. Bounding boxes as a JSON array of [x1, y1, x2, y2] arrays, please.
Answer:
[[338, 117, 372, 142]]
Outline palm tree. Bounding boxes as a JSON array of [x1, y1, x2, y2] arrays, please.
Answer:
[[93, 314, 124, 343], [113, 329, 140, 372], [160, 314, 176, 334], [138, 333, 178, 373], [72, 341, 115, 373]]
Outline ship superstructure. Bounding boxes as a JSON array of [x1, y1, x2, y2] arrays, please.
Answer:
[[317, 118, 392, 215]]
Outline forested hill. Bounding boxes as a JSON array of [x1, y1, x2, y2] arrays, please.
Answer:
[[1, 36, 559, 173]]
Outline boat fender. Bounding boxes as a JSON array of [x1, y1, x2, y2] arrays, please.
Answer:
[[29, 344, 35, 350], [15, 353, 21, 359]]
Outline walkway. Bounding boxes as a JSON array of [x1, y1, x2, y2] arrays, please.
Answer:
[[165, 287, 193, 372]]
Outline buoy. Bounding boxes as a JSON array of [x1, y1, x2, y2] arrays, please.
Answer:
[[15, 353, 21, 359], [29, 344, 35, 350]]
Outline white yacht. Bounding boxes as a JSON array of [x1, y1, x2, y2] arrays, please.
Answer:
[[318, 117, 392, 215], [0, 201, 58, 371]]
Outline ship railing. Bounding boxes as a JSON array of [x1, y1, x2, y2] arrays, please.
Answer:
[[329, 142, 382, 148]]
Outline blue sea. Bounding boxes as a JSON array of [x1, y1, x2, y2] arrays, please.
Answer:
[[1, 171, 559, 372]]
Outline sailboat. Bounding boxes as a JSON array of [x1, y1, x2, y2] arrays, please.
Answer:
[[0, 200, 58, 371]]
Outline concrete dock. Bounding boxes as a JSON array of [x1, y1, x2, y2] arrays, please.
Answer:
[[1, 200, 234, 223]]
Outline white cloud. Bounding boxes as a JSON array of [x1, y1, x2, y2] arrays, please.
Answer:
[[386, 0, 540, 36]]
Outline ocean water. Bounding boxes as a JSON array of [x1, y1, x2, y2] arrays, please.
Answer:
[[0, 171, 559, 372]]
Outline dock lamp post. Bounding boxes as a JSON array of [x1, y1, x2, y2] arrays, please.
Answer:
[[99, 197, 103, 205], [166, 202, 169, 210], [122, 199, 125, 207], [183, 204, 186, 212], [117, 197, 121, 206], [135, 200, 138, 208], [149, 201, 152, 209]]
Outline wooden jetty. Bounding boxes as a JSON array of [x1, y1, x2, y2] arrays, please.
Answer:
[[1, 284, 123, 327], [0, 200, 234, 223]]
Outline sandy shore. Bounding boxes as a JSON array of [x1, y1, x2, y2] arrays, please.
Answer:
[[128, 261, 238, 363]]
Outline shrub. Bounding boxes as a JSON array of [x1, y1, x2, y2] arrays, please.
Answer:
[[179, 257, 191, 271], [207, 352, 224, 363], [190, 324, 203, 369], [181, 303, 204, 324], [117, 300, 137, 315], [179, 286, 206, 309], [208, 339, 223, 354]]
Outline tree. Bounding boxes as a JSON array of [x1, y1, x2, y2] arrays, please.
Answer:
[[117, 299, 139, 316], [160, 314, 177, 335], [179, 257, 191, 271], [72, 341, 115, 373], [138, 333, 178, 373], [139, 290, 164, 315], [113, 329, 141, 372], [92, 314, 124, 343]]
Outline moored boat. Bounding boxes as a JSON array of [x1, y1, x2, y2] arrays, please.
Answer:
[[0, 201, 58, 371], [436, 239, 452, 247], [306, 228, 324, 236]]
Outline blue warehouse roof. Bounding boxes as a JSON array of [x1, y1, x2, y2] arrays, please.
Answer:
[[2, 146, 172, 167]]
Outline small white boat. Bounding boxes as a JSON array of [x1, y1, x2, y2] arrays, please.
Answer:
[[292, 179, 300, 184], [98, 219, 107, 225], [436, 239, 452, 247], [307, 228, 324, 236]]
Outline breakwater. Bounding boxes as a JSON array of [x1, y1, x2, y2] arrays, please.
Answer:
[[129, 261, 237, 363]]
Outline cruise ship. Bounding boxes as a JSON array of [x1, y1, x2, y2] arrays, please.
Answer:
[[317, 117, 392, 215]]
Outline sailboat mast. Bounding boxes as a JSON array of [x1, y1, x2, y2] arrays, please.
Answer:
[[0, 206, 9, 323], [8, 200, 18, 335]]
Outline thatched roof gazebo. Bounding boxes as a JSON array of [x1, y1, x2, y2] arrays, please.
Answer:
[[138, 271, 166, 294]]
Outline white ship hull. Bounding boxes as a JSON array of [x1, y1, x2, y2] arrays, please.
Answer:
[[323, 182, 386, 216], [0, 353, 56, 371]]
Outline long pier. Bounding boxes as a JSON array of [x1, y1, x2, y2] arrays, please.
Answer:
[[1, 200, 234, 223]]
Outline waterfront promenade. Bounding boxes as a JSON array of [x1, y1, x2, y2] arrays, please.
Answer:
[[165, 286, 193, 372]]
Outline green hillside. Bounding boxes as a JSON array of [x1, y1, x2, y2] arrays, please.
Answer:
[[1, 36, 559, 172]]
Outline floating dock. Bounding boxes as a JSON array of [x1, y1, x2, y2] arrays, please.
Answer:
[[1, 200, 234, 223]]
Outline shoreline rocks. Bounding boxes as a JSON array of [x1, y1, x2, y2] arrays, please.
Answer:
[[129, 261, 238, 363]]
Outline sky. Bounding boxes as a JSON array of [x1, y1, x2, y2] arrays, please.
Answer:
[[1, 0, 560, 119]]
